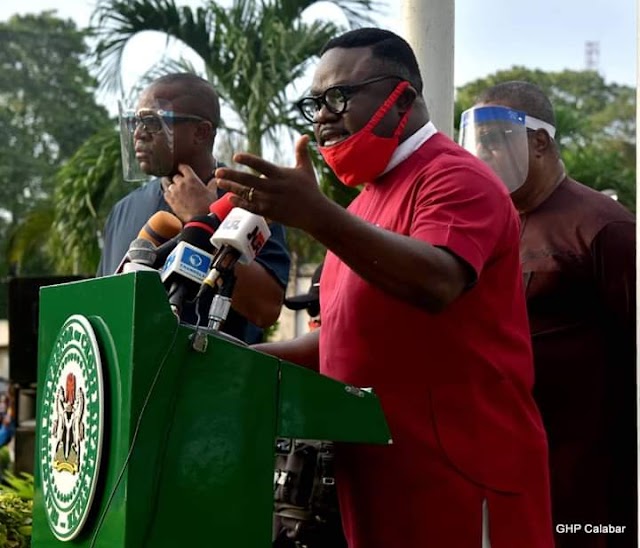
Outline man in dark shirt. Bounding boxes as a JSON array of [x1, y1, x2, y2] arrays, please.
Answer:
[[283, 262, 323, 331], [463, 80, 636, 548], [98, 73, 290, 343]]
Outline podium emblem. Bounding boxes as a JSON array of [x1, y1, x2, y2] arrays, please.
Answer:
[[39, 314, 104, 541]]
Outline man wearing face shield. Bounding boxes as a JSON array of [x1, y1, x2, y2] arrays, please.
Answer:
[[97, 73, 290, 344], [212, 28, 554, 548], [461, 81, 636, 548], [458, 104, 555, 193]]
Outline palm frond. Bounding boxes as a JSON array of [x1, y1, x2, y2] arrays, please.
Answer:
[[6, 204, 54, 271], [91, 0, 212, 94], [277, 0, 380, 28], [49, 128, 126, 274], [89, 0, 382, 170], [126, 55, 206, 101]]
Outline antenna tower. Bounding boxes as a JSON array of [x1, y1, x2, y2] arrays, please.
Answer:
[[585, 41, 600, 72]]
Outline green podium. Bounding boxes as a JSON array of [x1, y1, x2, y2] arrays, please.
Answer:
[[32, 272, 390, 547]]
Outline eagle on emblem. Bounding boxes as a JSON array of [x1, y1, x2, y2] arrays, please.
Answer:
[[52, 373, 85, 474]]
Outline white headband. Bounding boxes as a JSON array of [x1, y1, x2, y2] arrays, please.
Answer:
[[525, 115, 556, 138]]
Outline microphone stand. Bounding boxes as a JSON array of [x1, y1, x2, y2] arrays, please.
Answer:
[[190, 268, 237, 353], [207, 270, 236, 332]]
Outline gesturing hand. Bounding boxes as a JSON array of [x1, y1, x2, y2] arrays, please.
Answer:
[[214, 136, 329, 230]]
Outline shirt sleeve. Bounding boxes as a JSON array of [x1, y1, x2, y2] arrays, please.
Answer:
[[254, 221, 291, 288], [592, 220, 636, 333], [96, 181, 163, 277], [410, 164, 513, 277], [96, 206, 119, 277]]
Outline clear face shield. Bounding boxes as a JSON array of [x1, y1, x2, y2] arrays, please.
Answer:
[[118, 99, 196, 182], [119, 101, 148, 182], [459, 106, 533, 192]]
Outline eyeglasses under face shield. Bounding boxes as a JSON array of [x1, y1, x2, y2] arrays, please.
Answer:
[[118, 100, 211, 182], [122, 109, 208, 134]]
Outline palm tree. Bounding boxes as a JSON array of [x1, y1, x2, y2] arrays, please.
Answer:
[[91, 0, 379, 156], [50, 128, 127, 274], [9, 0, 379, 275], [8, 128, 126, 276], [83, 0, 377, 268]]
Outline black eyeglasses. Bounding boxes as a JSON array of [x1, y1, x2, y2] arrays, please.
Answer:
[[123, 109, 208, 134], [477, 127, 535, 151], [295, 75, 403, 123], [476, 128, 514, 151]]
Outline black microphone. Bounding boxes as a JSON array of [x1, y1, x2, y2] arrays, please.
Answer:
[[151, 193, 235, 269], [160, 215, 221, 320]]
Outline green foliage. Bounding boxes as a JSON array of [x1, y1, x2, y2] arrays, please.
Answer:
[[0, 447, 9, 475], [0, 493, 32, 548], [455, 67, 636, 211], [562, 142, 636, 211], [51, 128, 130, 274], [0, 11, 112, 276], [11, 8, 632, 274], [91, 0, 378, 157], [6, 205, 55, 275], [0, 0, 383, 274], [82, 0, 379, 266], [0, 472, 34, 501], [261, 320, 280, 342], [285, 227, 325, 264], [7, 128, 126, 276], [0, 472, 34, 548]]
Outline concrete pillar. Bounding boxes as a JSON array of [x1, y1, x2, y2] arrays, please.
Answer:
[[635, 0, 639, 426], [402, 0, 455, 137]]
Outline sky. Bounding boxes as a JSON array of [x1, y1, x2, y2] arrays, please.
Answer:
[[0, 0, 636, 120], [2, 0, 635, 80]]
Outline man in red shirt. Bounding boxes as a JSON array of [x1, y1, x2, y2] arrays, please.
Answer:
[[216, 28, 554, 548]]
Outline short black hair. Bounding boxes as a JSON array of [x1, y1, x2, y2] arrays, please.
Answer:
[[150, 72, 221, 128], [321, 28, 423, 94], [476, 81, 555, 127]]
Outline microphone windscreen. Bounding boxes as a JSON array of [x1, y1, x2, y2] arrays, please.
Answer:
[[138, 211, 182, 246], [209, 193, 235, 221], [128, 238, 157, 266]]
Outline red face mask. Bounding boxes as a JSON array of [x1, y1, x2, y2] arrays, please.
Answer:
[[319, 81, 411, 187]]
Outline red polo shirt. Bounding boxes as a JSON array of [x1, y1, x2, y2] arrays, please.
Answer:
[[319, 133, 553, 548]]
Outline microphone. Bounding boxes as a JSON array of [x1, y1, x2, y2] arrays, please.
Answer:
[[138, 211, 183, 246], [196, 208, 271, 300], [208, 192, 236, 220], [114, 211, 183, 274], [151, 193, 235, 269], [159, 215, 222, 319], [121, 238, 158, 273]]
